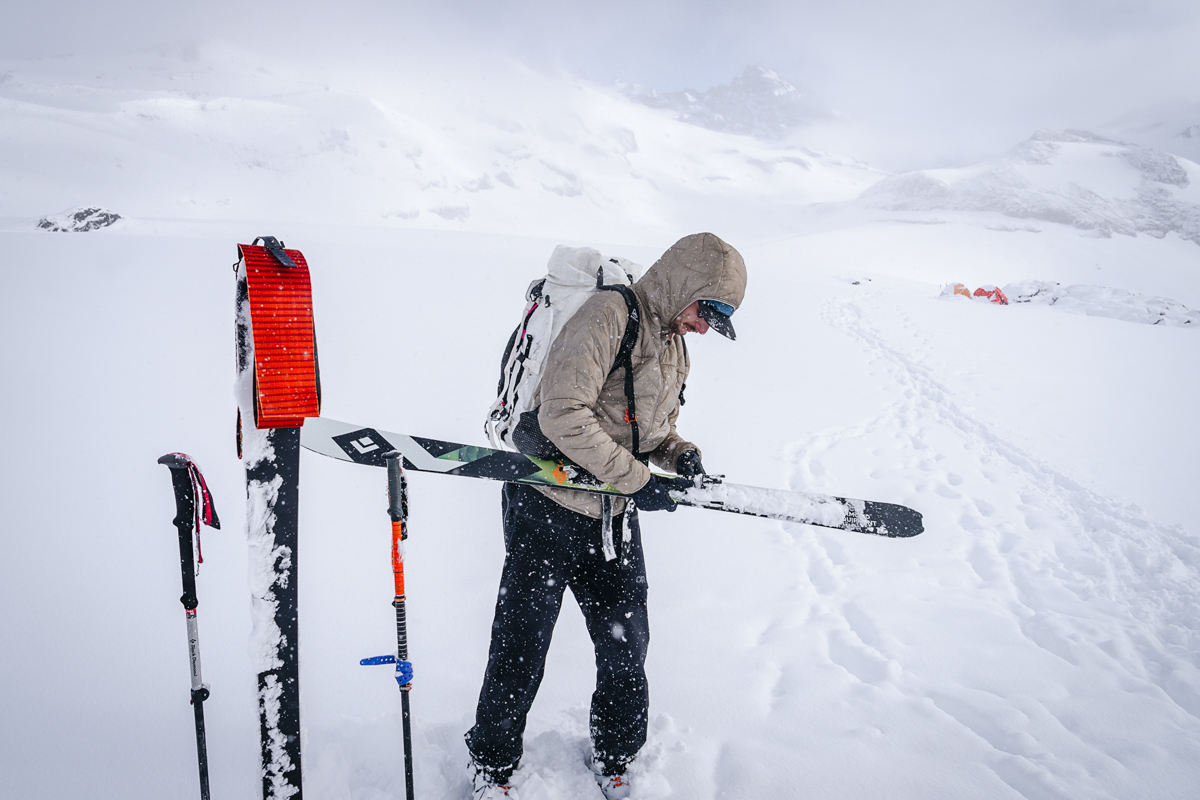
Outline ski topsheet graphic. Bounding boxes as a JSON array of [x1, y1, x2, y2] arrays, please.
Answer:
[[302, 417, 923, 538]]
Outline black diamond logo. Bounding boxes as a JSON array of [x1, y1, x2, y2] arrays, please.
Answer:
[[331, 428, 394, 466]]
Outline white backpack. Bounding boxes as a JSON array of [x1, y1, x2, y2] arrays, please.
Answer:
[[486, 245, 643, 451]]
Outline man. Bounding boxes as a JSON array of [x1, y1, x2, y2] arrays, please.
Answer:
[[467, 232, 747, 799]]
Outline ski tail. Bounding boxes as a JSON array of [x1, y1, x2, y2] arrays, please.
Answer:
[[672, 476, 923, 537]]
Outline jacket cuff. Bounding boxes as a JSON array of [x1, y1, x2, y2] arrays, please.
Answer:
[[620, 463, 653, 494], [650, 438, 701, 473]]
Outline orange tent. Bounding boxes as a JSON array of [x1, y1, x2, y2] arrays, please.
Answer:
[[973, 285, 1009, 305]]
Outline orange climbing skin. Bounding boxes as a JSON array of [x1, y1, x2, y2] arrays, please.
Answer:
[[238, 243, 320, 428]]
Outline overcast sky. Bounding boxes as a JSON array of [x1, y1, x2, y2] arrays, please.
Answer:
[[5, 0, 1198, 168]]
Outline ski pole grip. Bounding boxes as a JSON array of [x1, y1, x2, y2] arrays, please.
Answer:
[[159, 454, 196, 529], [158, 455, 200, 612], [158, 453, 190, 470], [384, 451, 406, 526]]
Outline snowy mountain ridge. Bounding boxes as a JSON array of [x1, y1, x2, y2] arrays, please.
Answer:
[[0, 50, 874, 244], [6, 49, 1198, 253], [860, 129, 1200, 245], [625, 65, 829, 139], [1101, 102, 1200, 165], [36, 205, 121, 232]]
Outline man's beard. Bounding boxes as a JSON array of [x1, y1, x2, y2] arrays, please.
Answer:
[[669, 316, 691, 336]]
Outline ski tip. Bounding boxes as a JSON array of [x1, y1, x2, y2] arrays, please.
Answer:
[[867, 502, 923, 537], [157, 453, 189, 469]]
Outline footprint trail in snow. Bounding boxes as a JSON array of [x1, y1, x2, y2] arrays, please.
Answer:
[[740, 288, 1200, 799]]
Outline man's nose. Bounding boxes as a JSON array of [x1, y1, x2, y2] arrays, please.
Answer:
[[695, 317, 709, 334]]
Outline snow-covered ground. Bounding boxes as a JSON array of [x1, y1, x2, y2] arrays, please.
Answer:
[[2, 46, 1200, 800]]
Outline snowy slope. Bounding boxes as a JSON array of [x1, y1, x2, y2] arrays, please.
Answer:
[[3, 47, 1200, 800], [0, 47, 878, 245], [860, 129, 1200, 245], [625, 65, 829, 139], [1102, 103, 1200, 166]]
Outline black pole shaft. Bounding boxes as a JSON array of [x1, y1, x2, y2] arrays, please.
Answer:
[[401, 691, 414, 800], [386, 453, 415, 800], [193, 692, 211, 800], [161, 460, 212, 800]]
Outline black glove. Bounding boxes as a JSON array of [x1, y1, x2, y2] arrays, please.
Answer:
[[675, 449, 705, 479], [629, 474, 691, 512]]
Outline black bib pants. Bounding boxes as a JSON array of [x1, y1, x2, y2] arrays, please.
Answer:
[[465, 483, 650, 779]]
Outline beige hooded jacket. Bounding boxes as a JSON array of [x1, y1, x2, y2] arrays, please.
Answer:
[[533, 232, 747, 518]]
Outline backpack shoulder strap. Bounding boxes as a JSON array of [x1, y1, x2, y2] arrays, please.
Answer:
[[678, 337, 688, 407], [598, 284, 641, 455]]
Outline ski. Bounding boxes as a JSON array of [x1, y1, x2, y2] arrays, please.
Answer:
[[301, 417, 923, 538], [234, 236, 321, 800]]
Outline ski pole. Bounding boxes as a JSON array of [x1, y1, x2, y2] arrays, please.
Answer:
[[360, 450, 415, 800], [158, 453, 221, 800]]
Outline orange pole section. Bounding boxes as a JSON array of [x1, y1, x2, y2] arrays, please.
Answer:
[[392, 519, 406, 598]]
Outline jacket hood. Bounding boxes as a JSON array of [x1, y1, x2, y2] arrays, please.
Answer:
[[634, 232, 747, 338]]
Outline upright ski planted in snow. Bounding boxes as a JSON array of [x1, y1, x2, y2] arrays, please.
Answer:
[[301, 417, 923, 538], [234, 236, 321, 800]]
